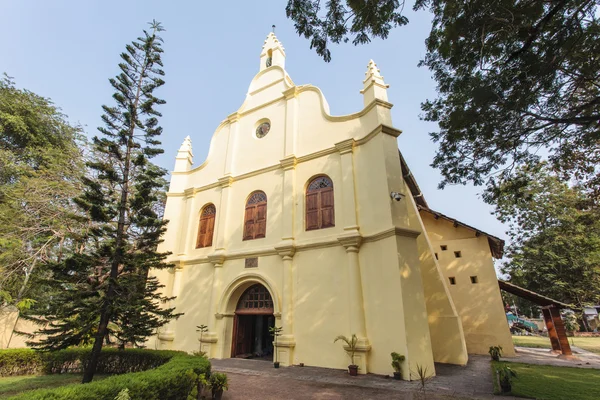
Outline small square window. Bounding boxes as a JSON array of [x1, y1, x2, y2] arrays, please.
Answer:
[[440, 245, 448, 251], [454, 251, 462, 258], [449, 277, 456, 285], [245, 258, 258, 268], [435, 253, 439, 260], [470, 276, 478, 284]]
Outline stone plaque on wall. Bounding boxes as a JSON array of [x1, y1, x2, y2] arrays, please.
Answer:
[[245, 257, 258, 268]]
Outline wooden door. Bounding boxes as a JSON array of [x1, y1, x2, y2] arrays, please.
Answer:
[[306, 176, 335, 230], [196, 204, 216, 248], [233, 315, 254, 357], [243, 191, 267, 240]]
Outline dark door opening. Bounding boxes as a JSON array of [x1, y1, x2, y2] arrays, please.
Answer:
[[232, 314, 275, 359], [231, 284, 275, 359]]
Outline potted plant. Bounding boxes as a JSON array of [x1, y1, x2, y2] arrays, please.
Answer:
[[496, 365, 517, 394], [269, 326, 283, 368], [489, 345, 503, 361], [209, 372, 228, 400], [390, 352, 405, 380], [334, 334, 359, 376]]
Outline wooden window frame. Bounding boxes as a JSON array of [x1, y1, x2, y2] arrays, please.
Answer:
[[196, 204, 216, 249], [305, 175, 335, 231], [243, 191, 267, 241]]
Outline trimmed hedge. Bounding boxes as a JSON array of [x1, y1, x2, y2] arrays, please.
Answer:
[[0, 348, 210, 400], [0, 348, 180, 376]]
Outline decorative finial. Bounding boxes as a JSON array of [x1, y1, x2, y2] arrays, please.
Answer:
[[272, 24, 276, 33]]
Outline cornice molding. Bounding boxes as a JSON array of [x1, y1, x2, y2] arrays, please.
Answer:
[[279, 155, 298, 170], [217, 175, 234, 188], [283, 86, 300, 100], [334, 139, 355, 155], [173, 226, 420, 267], [249, 78, 285, 96], [360, 80, 390, 94], [274, 242, 296, 259], [337, 232, 363, 252]]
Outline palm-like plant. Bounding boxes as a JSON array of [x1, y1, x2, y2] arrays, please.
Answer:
[[334, 334, 358, 366]]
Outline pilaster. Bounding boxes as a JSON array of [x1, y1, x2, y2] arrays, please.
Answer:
[[275, 242, 296, 367], [224, 114, 239, 176], [338, 232, 370, 373], [280, 155, 297, 240], [214, 175, 233, 251], [205, 253, 225, 358], [283, 88, 299, 155], [179, 188, 196, 255], [335, 139, 359, 233]]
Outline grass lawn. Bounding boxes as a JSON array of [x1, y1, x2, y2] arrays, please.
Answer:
[[492, 361, 600, 400], [0, 374, 109, 398], [513, 335, 600, 354]]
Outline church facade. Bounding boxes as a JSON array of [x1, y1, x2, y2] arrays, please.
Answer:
[[152, 33, 514, 378]]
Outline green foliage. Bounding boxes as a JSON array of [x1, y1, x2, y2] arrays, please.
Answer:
[[0, 74, 86, 320], [390, 352, 405, 372], [114, 388, 131, 400], [0, 348, 181, 377], [26, 21, 180, 383], [334, 334, 358, 366], [488, 345, 503, 361], [563, 311, 580, 333], [493, 361, 600, 400], [414, 0, 600, 193], [2, 349, 210, 400], [196, 324, 208, 353], [485, 162, 600, 317], [413, 363, 432, 392], [285, 0, 408, 62], [209, 372, 228, 392], [270, 326, 282, 363], [496, 364, 517, 391]]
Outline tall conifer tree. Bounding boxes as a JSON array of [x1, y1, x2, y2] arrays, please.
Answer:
[[28, 20, 179, 383]]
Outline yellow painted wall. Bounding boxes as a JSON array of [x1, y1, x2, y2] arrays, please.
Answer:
[[149, 33, 498, 378], [420, 212, 515, 356]]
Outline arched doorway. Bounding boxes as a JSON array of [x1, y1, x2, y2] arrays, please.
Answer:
[[231, 283, 275, 359]]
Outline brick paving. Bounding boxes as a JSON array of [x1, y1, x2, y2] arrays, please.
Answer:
[[211, 355, 521, 399]]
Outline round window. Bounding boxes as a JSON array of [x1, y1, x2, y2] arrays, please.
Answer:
[[256, 121, 270, 138]]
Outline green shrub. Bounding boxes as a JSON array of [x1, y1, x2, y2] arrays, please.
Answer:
[[0, 349, 211, 400], [0, 348, 45, 376], [0, 348, 181, 377]]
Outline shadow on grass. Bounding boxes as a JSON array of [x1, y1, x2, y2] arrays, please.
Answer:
[[492, 361, 600, 400], [0, 374, 110, 398]]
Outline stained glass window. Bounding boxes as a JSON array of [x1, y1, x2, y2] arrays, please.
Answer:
[[247, 191, 267, 205], [308, 176, 333, 192], [201, 204, 216, 217], [256, 122, 270, 138]]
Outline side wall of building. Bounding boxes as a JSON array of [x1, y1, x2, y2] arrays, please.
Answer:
[[420, 212, 515, 356]]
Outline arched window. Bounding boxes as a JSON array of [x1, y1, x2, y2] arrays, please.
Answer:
[[236, 284, 274, 314], [306, 176, 335, 230], [196, 204, 216, 248], [243, 191, 267, 240]]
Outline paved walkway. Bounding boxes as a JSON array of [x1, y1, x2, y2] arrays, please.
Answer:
[[211, 355, 520, 399], [505, 346, 600, 369]]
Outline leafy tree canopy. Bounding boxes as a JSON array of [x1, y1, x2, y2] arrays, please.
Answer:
[[0, 75, 85, 315], [286, 0, 408, 62], [288, 0, 600, 197], [485, 162, 600, 321], [416, 0, 600, 195]]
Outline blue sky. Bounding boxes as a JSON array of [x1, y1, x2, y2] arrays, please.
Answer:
[[1, 1, 508, 247]]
